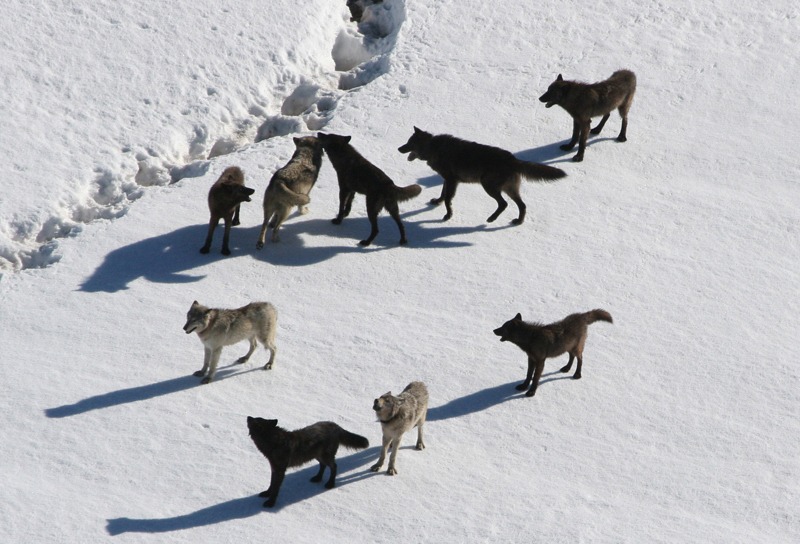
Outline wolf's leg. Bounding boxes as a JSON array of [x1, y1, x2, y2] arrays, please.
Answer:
[[526, 358, 546, 397], [272, 208, 292, 242], [323, 458, 338, 489], [429, 180, 446, 206], [236, 338, 257, 365], [386, 434, 403, 475], [573, 355, 583, 379], [483, 179, 508, 223], [370, 435, 391, 472], [262, 341, 276, 370], [573, 120, 590, 162], [200, 217, 219, 254], [256, 215, 270, 250], [201, 348, 222, 384], [617, 111, 628, 142], [310, 462, 326, 483], [441, 178, 459, 221], [591, 113, 610, 135], [359, 197, 380, 246], [561, 120, 579, 151], [559, 354, 574, 373], [386, 201, 408, 245], [506, 187, 526, 225], [332, 188, 350, 224], [262, 467, 286, 507], [220, 216, 233, 256], [232, 204, 241, 226], [415, 421, 426, 450], [194, 347, 212, 377], [516, 355, 535, 391]]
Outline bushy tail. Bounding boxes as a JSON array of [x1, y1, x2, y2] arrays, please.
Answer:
[[277, 181, 311, 206], [339, 429, 369, 450], [586, 309, 613, 324], [395, 183, 423, 202], [517, 161, 567, 182]]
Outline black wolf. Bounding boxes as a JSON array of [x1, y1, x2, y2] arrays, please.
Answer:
[[539, 70, 636, 162], [318, 132, 422, 246], [493, 309, 613, 397], [200, 166, 255, 255], [398, 127, 566, 223], [247, 416, 369, 507]]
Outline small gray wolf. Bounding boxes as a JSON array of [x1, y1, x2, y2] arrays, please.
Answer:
[[493, 309, 613, 397], [371, 381, 428, 475], [397, 127, 566, 223], [247, 416, 369, 507], [256, 136, 324, 248], [183, 301, 277, 384], [318, 132, 422, 246], [538, 69, 636, 162], [200, 166, 256, 255]]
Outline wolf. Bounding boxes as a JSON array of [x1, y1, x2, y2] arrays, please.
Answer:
[[256, 136, 324, 248], [317, 132, 422, 246], [183, 301, 277, 384], [247, 416, 369, 507], [346, 0, 383, 22], [538, 69, 636, 162], [370, 381, 428, 475], [397, 127, 566, 223], [199, 166, 256, 255], [493, 309, 613, 397]]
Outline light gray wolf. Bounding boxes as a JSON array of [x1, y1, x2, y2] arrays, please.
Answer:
[[199, 166, 256, 255], [538, 69, 636, 162], [247, 416, 369, 507], [183, 301, 277, 384], [256, 136, 324, 248], [371, 381, 428, 475], [397, 127, 566, 223], [318, 132, 422, 246], [493, 309, 613, 397]]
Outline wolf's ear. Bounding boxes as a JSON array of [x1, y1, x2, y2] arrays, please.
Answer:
[[344, 135, 352, 143], [557, 74, 563, 81], [514, 313, 522, 320], [293, 137, 301, 144], [267, 419, 278, 427], [413, 126, 422, 133]]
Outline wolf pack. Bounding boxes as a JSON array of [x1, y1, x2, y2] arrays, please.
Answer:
[[184, 24, 635, 507]]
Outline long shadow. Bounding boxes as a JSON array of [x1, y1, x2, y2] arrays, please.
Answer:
[[426, 381, 521, 421], [79, 224, 230, 293], [44, 364, 256, 418], [105, 448, 378, 534], [517, 136, 619, 165]]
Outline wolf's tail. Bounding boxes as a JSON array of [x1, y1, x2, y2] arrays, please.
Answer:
[[586, 309, 613, 325], [339, 429, 369, 450], [394, 183, 423, 202], [276, 181, 311, 206], [517, 161, 567, 182]]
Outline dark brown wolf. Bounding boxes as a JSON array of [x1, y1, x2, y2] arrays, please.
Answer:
[[317, 132, 422, 246], [200, 166, 255, 255], [256, 136, 324, 248], [397, 127, 566, 223], [538, 70, 636, 162], [493, 309, 613, 397], [247, 416, 369, 507]]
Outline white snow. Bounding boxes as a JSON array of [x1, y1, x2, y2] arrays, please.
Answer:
[[1, 0, 798, 542]]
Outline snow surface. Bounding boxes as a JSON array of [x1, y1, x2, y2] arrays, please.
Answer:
[[1, 0, 798, 542]]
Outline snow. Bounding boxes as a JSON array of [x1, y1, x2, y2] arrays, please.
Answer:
[[1, 0, 798, 542]]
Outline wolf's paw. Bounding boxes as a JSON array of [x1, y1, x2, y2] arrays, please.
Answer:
[[515, 383, 529, 391], [235, 356, 249, 365], [325, 481, 336, 489], [262, 363, 273, 370], [399, 238, 408, 245], [201, 377, 212, 385], [572, 373, 582, 380], [299, 205, 310, 215], [572, 155, 584, 163], [442, 213, 452, 221], [199, 246, 210, 254], [386, 468, 397, 476], [255, 241, 265, 250], [193, 370, 206, 377], [259, 489, 272, 498], [415, 443, 425, 451], [370, 463, 382, 472], [310, 474, 322, 483], [560, 143, 576, 151], [511, 217, 524, 225], [221, 247, 231, 256], [616, 136, 627, 143], [263, 499, 276, 508], [332, 217, 343, 225], [358, 239, 372, 246], [428, 198, 442, 206], [525, 389, 536, 397]]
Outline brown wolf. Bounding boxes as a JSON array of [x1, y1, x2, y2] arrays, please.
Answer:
[[256, 136, 324, 248], [493, 309, 613, 397], [397, 127, 566, 223], [199, 166, 255, 255], [318, 132, 422, 246], [538, 70, 636, 162], [371, 381, 428, 476], [247, 416, 369, 507]]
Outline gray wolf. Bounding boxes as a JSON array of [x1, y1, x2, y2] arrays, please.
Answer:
[[397, 127, 566, 223], [493, 309, 613, 397], [256, 136, 324, 248], [371, 381, 428, 475], [538, 69, 636, 162], [318, 132, 422, 246], [183, 301, 277, 384], [200, 166, 256, 255], [247, 416, 369, 507]]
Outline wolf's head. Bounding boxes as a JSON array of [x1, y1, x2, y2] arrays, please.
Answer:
[[539, 74, 568, 108], [493, 313, 525, 342], [293, 135, 323, 155], [183, 301, 212, 335], [373, 392, 400, 422], [317, 132, 352, 152], [247, 416, 279, 436], [397, 126, 432, 161], [211, 166, 255, 204]]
